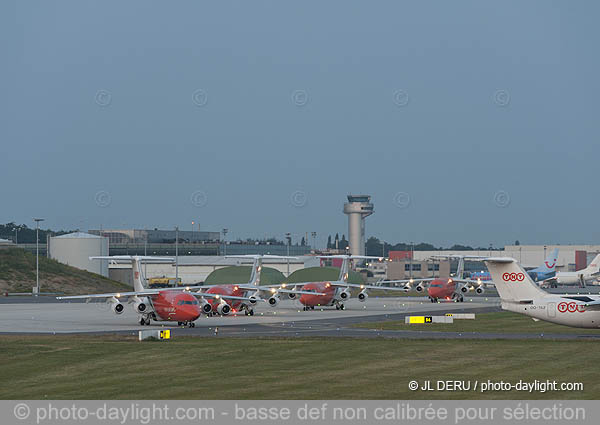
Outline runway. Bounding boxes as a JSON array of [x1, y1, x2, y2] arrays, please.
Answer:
[[2, 296, 598, 340], [0, 296, 496, 334]]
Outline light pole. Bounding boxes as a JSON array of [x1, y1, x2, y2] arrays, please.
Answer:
[[33, 218, 44, 295], [175, 226, 179, 282], [14, 227, 18, 245], [311, 232, 317, 252], [222, 228, 228, 256], [285, 232, 292, 276], [410, 241, 414, 279]]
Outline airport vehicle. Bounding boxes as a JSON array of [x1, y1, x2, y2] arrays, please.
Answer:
[[542, 253, 600, 288], [469, 248, 559, 283], [56, 256, 257, 327], [148, 277, 182, 288], [485, 257, 600, 328], [284, 255, 408, 310], [197, 255, 323, 316]]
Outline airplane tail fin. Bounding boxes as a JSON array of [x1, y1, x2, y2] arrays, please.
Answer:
[[226, 255, 299, 286], [89, 256, 174, 292], [249, 257, 263, 286], [584, 253, 600, 274], [456, 257, 465, 279], [540, 248, 559, 273], [318, 255, 383, 283], [131, 258, 145, 292], [484, 258, 547, 302]]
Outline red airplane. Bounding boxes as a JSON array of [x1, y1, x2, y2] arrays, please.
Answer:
[[387, 255, 485, 302], [198, 255, 323, 315], [284, 255, 409, 310], [57, 256, 256, 327]]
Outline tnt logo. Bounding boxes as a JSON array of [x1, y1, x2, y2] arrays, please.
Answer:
[[558, 302, 585, 313], [502, 272, 525, 282]]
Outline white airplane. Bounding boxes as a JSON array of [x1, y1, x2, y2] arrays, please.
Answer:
[[541, 253, 600, 288], [485, 257, 600, 328]]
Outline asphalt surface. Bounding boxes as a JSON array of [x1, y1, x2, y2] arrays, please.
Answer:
[[2, 295, 599, 339]]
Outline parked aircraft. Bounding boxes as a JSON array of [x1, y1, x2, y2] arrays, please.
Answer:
[[283, 255, 408, 310], [56, 256, 257, 327], [198, 255, 323, 315], [485, 257, 600, 328], [542, 253, 600, 288], [470, 248, 559, 283]]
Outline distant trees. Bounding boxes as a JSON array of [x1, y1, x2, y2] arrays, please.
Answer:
[[0, 222, 73, 244]]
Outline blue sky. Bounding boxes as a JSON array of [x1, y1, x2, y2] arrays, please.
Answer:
[[2, 1, 599, 247]]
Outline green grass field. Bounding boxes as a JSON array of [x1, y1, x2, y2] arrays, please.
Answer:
[[0, 248, 129, 295], [1, 335, 598, 399], [353, 312, 600, 335]]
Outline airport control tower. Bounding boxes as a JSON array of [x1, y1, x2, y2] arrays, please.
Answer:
[[343, 195, 374, 256]]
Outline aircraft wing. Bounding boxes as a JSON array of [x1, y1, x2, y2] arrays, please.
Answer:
[[451, 278, 488, 285], [376, 278, 438, 285], [57, 291, 160, 300], [235, 284, 326, 296], [191, 291, 265, 302], [328, 282, 409, 291]]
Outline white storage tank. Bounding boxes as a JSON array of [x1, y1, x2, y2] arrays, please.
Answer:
[[48, 232, 109, 277]]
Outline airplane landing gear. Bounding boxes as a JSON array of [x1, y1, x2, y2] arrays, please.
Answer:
[[429, 296, 437, 303], [244, 308, 254, 316], [335, 302, 345, 310], [139, 315, 151, 325], [451, 293, 464, 302], [188, 322, 196, 328]]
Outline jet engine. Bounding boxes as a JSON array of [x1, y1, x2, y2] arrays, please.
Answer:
[[111, 298, 124, 315], [133, 296, 150, 314], [415, 284, 424, 292], [200, 300, 213, 314], [357, 290, 369, 302], [475, 285, 485, 295], [339, 289, 351, 300], [268, 295, 280, 307], [248, 295, 260, 305], [460, 285, 470, 293], [287, 291, 297, 300], [217, 301, 231, 316]]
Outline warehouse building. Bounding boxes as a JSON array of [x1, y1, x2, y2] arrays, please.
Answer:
[[47, 232, 109, 277], [108, 256, 316, 286]]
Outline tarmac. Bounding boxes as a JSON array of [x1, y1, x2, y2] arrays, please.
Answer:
[[2, 295, 599, 340], [0, 296, 495, 334]]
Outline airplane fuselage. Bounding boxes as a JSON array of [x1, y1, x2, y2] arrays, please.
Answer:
[[202, 284, 247, 312], [298, 282, 337, 307], [501, 296, 600, 328], [151, 291, 202, 322], [553, 272, 596, 286], [427, 278, 457, 301]]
